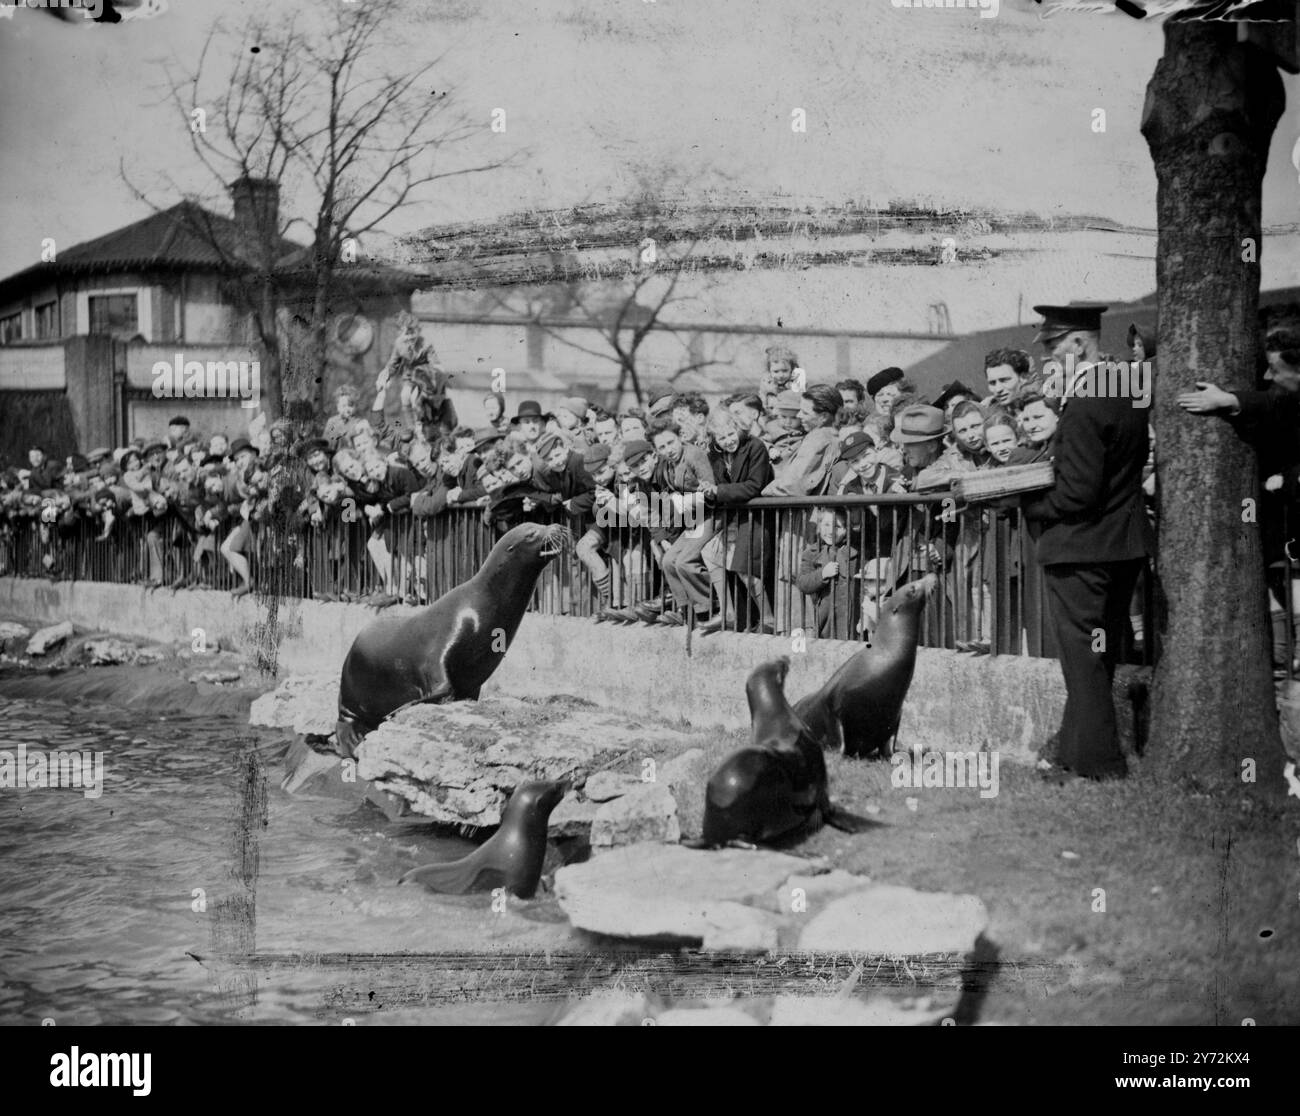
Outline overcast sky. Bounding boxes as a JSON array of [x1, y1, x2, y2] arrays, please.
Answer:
[[1, 0, 1297, 271]]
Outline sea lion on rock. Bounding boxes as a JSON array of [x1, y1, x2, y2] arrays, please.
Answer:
[[696, 658, 865, 848], [398, 779, 569, 898], [336, 522, 570, 756], [794, 573, 935, 759]]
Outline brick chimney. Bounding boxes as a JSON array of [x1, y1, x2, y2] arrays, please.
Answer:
[[229, 176, 280, 243]]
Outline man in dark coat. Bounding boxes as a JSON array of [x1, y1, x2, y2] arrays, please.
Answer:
[[1023, 303, 1154, 781]]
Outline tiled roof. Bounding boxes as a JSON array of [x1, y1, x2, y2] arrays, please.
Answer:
[[0, 201, 423, 302]]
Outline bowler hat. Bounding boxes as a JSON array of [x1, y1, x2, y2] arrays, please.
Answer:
[[1033, 302, 1108, 342], [867, 367, 905, 398], [511, 400, 552, 425], [889, 405, 947, 444]]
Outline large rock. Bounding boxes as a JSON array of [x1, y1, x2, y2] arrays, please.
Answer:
[[590, 783, 680, 848], [82, 637, 137, 665], [548, 792, 599, 839], [555, 843, 812, 945], [0, 622, 31, 653], [658, 748, 711, 840], [797, 885, 988, 955], [356, 698, 652, 828], [249, 674, 340, 737], [25, 620, 73, 657]]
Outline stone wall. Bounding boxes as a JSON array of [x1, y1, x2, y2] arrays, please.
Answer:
[[0, 576, 1070, 764]]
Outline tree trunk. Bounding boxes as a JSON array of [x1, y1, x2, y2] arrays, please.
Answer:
[[257, 280, 283, 421], [1140, 24, 1286, 790]]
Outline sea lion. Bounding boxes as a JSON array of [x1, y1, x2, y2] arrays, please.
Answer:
[[336, 522, 570, 756], [793, 573, 935, 759], [398, 779, 569, 899], [697, 657, 863, 847]]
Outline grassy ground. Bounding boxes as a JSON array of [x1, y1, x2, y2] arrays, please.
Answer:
[[586, 700, 1300, 1026]]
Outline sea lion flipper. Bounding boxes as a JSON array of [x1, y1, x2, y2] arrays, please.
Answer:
[[825, 806, 883, 834], [399, 859, 498, 895]]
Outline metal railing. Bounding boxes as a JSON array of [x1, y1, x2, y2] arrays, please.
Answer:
[[0, 494, 1183, 667]]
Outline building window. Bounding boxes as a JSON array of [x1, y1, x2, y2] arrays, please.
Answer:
[[35, 301, 58, 340], [0, 312, 21, 345], [88, 293, 138, 336]]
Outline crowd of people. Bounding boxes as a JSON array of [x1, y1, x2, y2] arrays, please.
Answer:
[[1, 315, 1295, 674]]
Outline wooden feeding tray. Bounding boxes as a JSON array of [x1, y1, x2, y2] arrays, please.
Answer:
[[953, 461, 1055, 501]]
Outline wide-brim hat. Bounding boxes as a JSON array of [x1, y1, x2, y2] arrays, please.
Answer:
[[142, 441, 167, 458], [511, 400, 552, 424], [473, 427, 505, 452], [229, 438, 259, 457], [1033, 302, 1108, 342], [890, 404, 948, 444]]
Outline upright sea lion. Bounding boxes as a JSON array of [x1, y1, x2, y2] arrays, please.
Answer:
[[698, 657, 862, 847], [398, 780, 569, 899], [336, 522, 570, 756], [794, 573, 935, 758]]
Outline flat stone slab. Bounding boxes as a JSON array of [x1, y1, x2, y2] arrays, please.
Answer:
[[355, 697, 689, 829], [554, 843, 813, 946], [797, 885, 989, 955]]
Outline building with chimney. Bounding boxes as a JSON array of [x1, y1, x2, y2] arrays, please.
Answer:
[[0, 177, 422, 461]]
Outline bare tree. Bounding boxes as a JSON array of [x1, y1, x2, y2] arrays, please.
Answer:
[[127, 0, 505, 418]]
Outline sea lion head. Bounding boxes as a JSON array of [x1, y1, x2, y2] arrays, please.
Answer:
[[498, 522, 573, 565], [506, 779, 570, 823], [881, 573, 936, 620], [746, 656, 791, 709]]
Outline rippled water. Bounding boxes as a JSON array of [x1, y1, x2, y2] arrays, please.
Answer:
[[0, 685, 582, 1025]]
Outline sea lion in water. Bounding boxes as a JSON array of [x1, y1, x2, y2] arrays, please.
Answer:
[[336, 522, 570, 756], [398, 779, 569, 899], [793, 573, 935, 759], [697, 658, 865, 847]]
